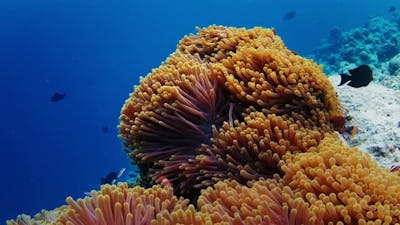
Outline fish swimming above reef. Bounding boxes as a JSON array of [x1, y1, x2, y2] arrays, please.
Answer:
[[101, 125, 109, 133], [338, 65, 373, 88], [50, 92, 66, 102], [283, 10, 296, 21], [101, 168, 126, 185], [389, 5, 397, 12]]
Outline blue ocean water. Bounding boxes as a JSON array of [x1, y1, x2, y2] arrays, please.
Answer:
[[0, 0, 396, 222]]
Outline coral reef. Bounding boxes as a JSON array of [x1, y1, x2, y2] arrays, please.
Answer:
[[176, 111, 324, 193], [119, 52, 236, 191], [311, 15, 400, 169], [312, 16, 400, 90], [328, 76, 400, 169], [8, 25, 400, 225], [56, 183, 189, 225], [119, 25, 344, 197], [8, 135, 400, 224], [282, 133, 400, 224], [312, 17, 400, 75], [197, 177, 319, 225], [7, 207, 68, 225]]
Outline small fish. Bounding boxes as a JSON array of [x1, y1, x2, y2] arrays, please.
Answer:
[[338, 65, 373, 88], [101, 168, 126, 185], [390, 165, 400, 172], [50, 92, 66, 102], [283, 11, 296, 21], [102, 126, 109, 133], [350, 125, 359, 140], [117, 168, 126, 178], [389, 5, 396, 12]]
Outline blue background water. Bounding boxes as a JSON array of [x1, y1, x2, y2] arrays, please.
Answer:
[[0, 0, 396, 222]]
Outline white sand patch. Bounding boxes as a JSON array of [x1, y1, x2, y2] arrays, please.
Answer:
[[329, 75, 400, 169]]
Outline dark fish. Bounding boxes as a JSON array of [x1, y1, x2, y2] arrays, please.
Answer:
[[389, 5, 396, 12], [50, 92, 66, 102], [283, 11, 296, 21], [391, 164, 400, 172], [102, 126, 109, 133], [394, 37, 398, 46], [338, 65, 373, 88], [101, 168, 126, 185], [101, 172, 118, 185]]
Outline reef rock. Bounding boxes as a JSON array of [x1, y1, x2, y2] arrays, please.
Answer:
[[330, 75, 400, 169]]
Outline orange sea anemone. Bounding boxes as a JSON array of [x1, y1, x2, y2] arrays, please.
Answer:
[[119, 26, 344, 196], [282, 133, 400, 224], [55, 183, 189, 225]]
